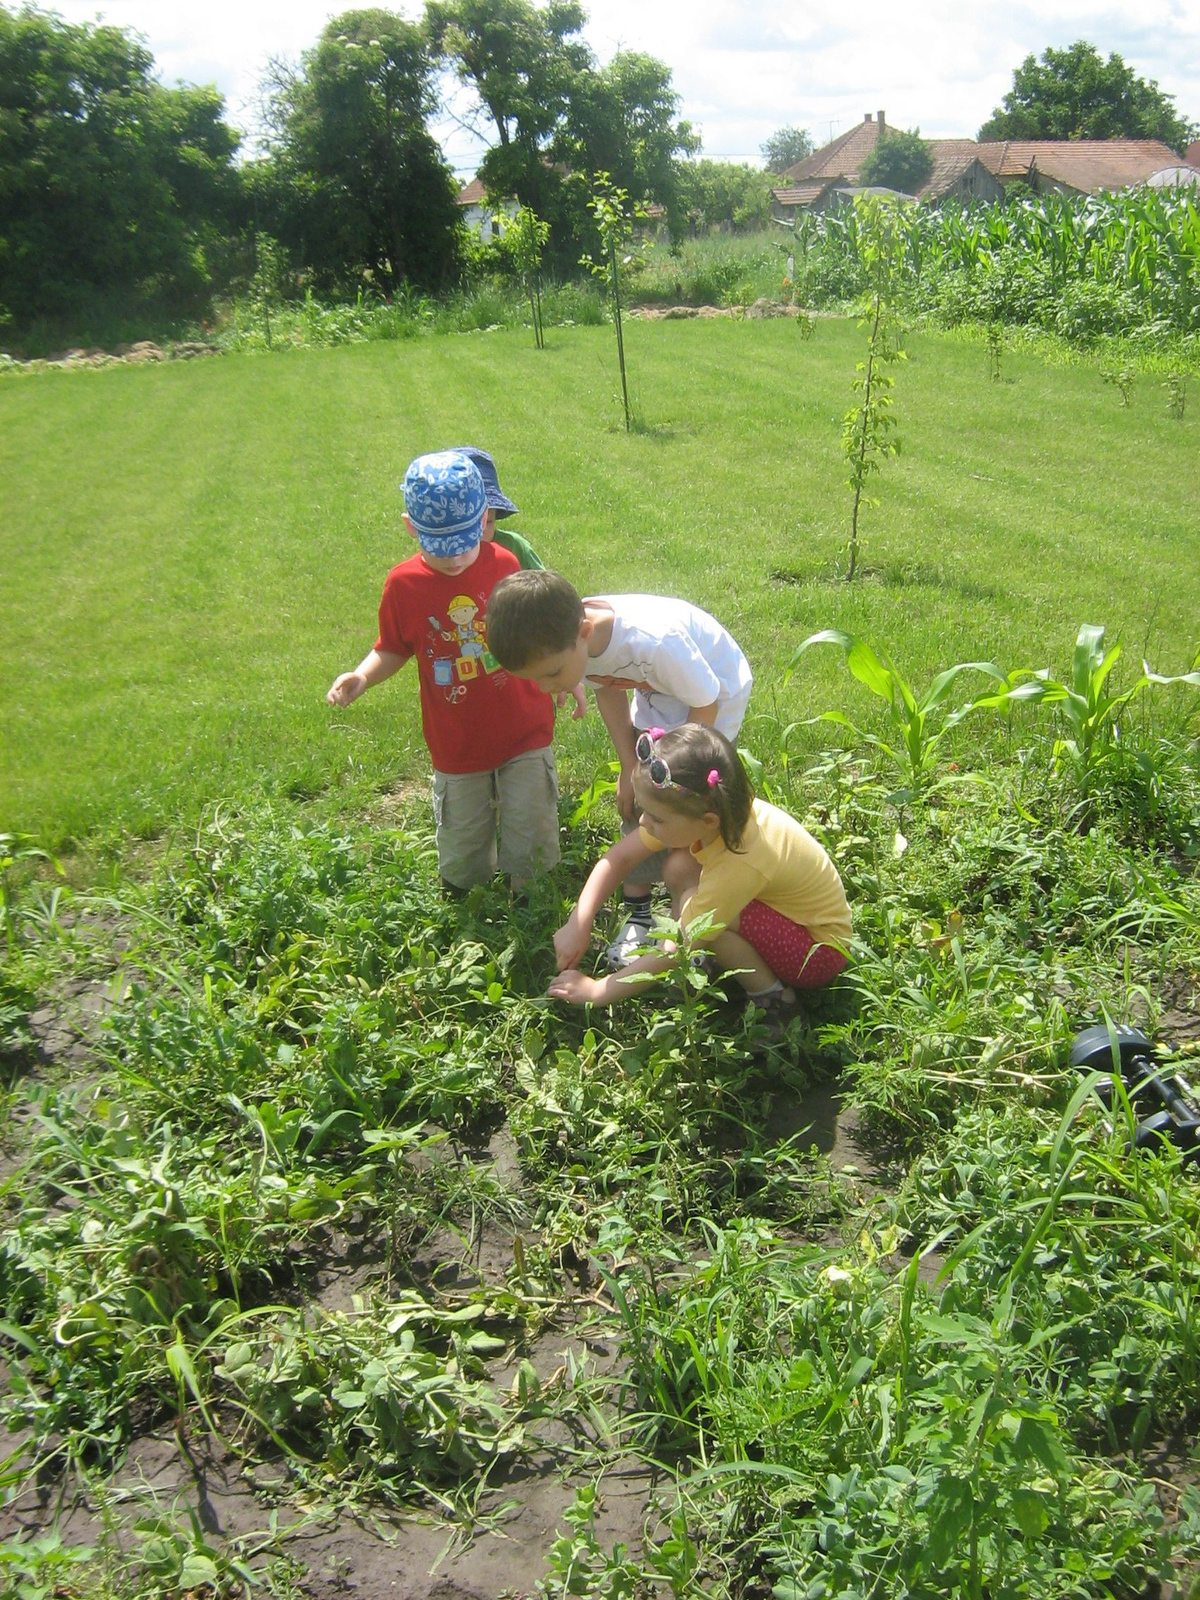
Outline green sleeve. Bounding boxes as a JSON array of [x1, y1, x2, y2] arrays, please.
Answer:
[[492, 527, 545, 570]]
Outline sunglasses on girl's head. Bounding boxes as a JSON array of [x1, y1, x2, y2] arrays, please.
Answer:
[[634, 728, 675, 787], [635, 729, 722, 796]]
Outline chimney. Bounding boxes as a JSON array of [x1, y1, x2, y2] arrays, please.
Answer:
[[864, 112, 872, 122], [877, 110, 886, 135]]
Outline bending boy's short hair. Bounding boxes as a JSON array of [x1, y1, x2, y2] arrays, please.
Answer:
[[487, 570, 585, 669]]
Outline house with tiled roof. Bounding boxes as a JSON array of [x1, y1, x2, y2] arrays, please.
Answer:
[[772, 112, 1001, 215], [771, 111, 1199, 214], [973, 139, 1197, 195]]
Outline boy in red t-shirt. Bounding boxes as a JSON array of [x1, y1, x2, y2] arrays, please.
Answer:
[[326, 452, 558, 891]]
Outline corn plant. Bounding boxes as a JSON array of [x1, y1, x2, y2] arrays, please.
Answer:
[[972, 623, 1200, 796], [787, 629, 1005, 800], [580, 173, 648, 432], [1164, 372, 1188, 419]]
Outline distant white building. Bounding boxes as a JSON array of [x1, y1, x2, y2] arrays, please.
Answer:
[[456, 177, 518, 241]]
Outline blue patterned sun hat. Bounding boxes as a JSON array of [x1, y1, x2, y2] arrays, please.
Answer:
[[402, 451, 486, 554]]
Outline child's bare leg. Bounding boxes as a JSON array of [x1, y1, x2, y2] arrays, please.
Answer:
[[663, 847, 701, 908], [710, 928, 780, 996]]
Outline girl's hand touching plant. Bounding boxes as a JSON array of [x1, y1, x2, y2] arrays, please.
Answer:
[[553, 912, 592, 971], [547, 968, 608, 1005]]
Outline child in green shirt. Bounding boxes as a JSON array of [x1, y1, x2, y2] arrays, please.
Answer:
[[453, 446, 543, 570]]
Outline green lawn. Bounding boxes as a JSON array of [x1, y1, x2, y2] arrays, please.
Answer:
[[2, 318, 1196, 845]]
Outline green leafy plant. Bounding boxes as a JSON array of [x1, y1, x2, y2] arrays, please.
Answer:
[[841, 193, 910, 579], [787, 629, 1005, 799], [506, 204, 551, 349], [1101, 363, 1136, 405], [580, 173, 649, 432], [539, 1480, 645, 1599], [973, 623, 1200, 797], [0, 833, 59, 957], [0, 1531, 95, 1600], [1164, 371, 1188, 419], [985, 318, 1003, 381], [251, 231, 285, 352]]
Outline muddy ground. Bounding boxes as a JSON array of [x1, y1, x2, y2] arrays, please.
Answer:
[[6, 923, 1199, 1598], [0, 950, 884, 1600]]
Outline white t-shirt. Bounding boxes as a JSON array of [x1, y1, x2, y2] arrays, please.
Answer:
[[583, 594, 753, 737]]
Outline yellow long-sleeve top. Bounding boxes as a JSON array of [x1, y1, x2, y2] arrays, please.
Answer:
[[640, 798, 852, 950]]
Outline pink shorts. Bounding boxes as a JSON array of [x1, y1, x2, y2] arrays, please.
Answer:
[[737, 900, 848, 989]]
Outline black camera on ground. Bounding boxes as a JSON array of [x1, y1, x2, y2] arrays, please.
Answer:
[[1070, 1023, 1200, 1161]]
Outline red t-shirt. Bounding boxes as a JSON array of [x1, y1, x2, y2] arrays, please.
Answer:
[[374, 543, 554, 775]]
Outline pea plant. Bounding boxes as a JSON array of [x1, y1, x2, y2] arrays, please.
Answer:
[[6, 751, 1200, 1593]]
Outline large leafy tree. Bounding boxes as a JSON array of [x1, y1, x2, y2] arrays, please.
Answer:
[[0, 4, 241, 325], [559, 50, 698, 234], [979, 41, 1197, 150], [263, 9, 461, 295], [681, 160, 774, 229], [427, 0, 590, 217], [859, 127, 933, 195], [761, 125, 814, 173], [429, 0, 693, 257]]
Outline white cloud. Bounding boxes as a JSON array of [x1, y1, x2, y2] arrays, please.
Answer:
[[45, 0, 1200, 168]]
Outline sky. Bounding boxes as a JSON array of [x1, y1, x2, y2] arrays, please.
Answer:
[[45, 0, 1200, 173]]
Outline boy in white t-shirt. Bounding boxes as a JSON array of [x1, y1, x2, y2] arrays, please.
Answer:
[[487, 570, 753, 965]]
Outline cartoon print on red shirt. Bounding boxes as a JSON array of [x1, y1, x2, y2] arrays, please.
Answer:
[[375, 543, 552, 776], [427, 592, 502, 699]]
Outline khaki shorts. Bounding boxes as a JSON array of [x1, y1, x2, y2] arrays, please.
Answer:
[[432, 746, 560, 890]]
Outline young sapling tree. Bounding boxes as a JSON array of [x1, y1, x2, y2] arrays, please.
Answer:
[[506, 204, 550, 349], [986, 320, 1004, 382], [252, 232, 285, 351], [841, 193, 909, 580], [1101, 365, 1136, 406], [581, 172, 648, 432]]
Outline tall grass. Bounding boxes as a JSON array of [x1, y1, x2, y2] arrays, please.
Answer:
[[220, 280, 606, 351]]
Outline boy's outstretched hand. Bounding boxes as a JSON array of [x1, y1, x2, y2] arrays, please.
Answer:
[[548, 969, 606, 1005], [327, 671, 367, 707]]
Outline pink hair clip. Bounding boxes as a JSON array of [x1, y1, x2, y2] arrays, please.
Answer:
[[706, 769, 720, 787]]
